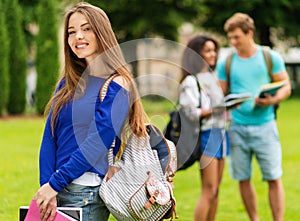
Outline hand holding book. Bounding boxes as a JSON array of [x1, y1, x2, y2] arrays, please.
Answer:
[[213, 92, 252, 111], [258, 80, 287, 98], [24, 199, 78, 221]]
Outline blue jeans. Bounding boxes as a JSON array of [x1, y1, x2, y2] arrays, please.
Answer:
[[57, 183, 110, 221]]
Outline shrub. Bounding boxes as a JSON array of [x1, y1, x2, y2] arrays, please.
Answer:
[[35, 0, 59, 115], [0, 0, 10, 116], [5, 0, 28, 114]]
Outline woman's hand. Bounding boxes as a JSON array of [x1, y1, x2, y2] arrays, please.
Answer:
[[34, 183, 58, 221], [201, 108, 212, 118]]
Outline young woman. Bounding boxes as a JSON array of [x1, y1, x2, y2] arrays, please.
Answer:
[[33, 3, 147, 221], [179, 35, 229, 221]]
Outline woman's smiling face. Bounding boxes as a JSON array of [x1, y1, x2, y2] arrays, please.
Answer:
[[67, 12, 99, 64], [201, 40, 217, 67]]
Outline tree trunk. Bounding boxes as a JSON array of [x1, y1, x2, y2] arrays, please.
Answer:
[[258, 24, 273, 48]]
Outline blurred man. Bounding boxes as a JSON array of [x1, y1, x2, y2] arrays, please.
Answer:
[[216, 13, 291, 221]]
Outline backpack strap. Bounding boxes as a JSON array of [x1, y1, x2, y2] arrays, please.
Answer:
[[225, 51, 234, 94], [190, 75, 201, 107], [261, 46, 273, 81], [176, 74, 202, 109], [225, 51, 233, 80], [99, 73, 119, 165], [99, 73, 119, 102]]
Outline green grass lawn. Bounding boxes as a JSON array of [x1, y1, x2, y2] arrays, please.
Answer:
[[0, 98, 299, 221]]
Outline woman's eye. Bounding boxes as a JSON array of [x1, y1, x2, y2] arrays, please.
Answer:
[[68, 31, 75, 35], [83, 27, 91, 31]]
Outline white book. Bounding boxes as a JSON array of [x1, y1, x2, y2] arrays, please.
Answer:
[[213, 92, 252, 111]]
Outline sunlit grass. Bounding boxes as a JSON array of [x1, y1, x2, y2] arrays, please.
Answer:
[[1, 98, 299, 220]]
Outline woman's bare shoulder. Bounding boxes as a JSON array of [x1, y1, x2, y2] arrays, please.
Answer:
[[113, 75, 129, 89]]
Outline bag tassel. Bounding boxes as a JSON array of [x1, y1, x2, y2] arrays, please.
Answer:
[[166, 181, 179, 220], [170, 199, 179, 221]]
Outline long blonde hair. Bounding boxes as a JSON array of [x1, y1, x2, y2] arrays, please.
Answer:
[[45, 2, 147, 138]]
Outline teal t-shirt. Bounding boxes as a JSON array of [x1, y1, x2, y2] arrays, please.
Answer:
[[216, 46, 286, 125]]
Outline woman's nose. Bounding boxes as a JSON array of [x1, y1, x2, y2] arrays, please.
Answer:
[[76, 30, 84, 39]]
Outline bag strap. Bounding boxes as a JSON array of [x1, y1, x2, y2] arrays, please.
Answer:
[[224, 50, 234, 93], [99, 73, 119, 166], [191, 74, 201, 108], [99, 73, 119, 102], [261, 46, 273, 81], [177, 74, 201, 107]]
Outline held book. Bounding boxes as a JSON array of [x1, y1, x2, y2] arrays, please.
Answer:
[[258, 80, 287, 98], [213, 92, 252, 111], [20, 199, 82, 221]]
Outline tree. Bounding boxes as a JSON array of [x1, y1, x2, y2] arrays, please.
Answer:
[[199, 0, 300, 47], [87, 0, 204, 78], [35, 0, 59, 115], [0, 0, 9, 116], [19, 0, 39, 53], [5, 0, 28, 114]]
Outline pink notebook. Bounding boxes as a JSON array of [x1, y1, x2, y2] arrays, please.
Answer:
[[24, 199, 77, 221]]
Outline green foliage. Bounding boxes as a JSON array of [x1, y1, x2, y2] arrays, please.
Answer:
[[86, 0, 204, 78], [88, 0, 204, 42], [19, 0, 39, 49], [4, 0, 27, 114], [35, 0, 60, 114], [0, 0, 9, 116], [199, 0, 300, 47]]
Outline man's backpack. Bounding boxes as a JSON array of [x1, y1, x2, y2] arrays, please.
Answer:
[[225, 46, 279, 118]]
